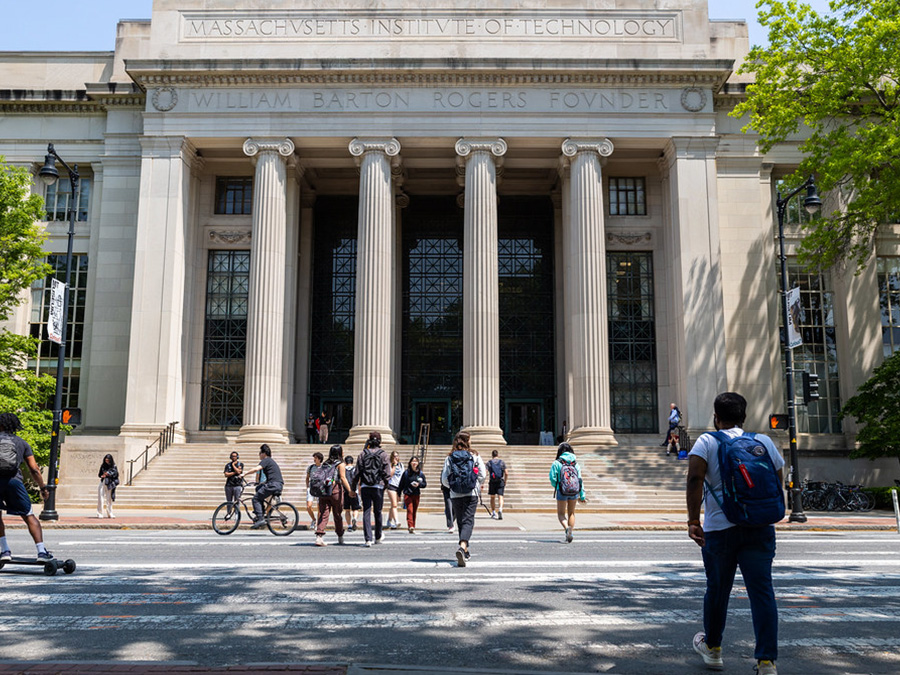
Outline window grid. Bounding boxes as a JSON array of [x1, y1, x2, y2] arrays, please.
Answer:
[[878, 256, 900, 358], [28, 255, 89, 409], [44, 177, 91, 222], [779, 262, 842, 433], [607, 251, 658, 433], [200, 251, 250, 430], [214, 177, 254, 215], [608, 177, 647, 216]]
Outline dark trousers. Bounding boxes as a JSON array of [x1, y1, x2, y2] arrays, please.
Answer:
[[224, 484, 243, 515], [441, 486, 453, 528], [305, 429, 317, 443], [404, 494, 420, 528], [451, 495, 478, 544], [360, 487, 385, 543], [316, 489, 345, 537], [702, 525, 778, 661], [252, 482, 282, 520]]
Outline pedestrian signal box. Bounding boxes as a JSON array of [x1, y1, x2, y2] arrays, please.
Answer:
[[61, 408, 81, 426], [802, 372, 820, 404], [769, 414, 789, 430]]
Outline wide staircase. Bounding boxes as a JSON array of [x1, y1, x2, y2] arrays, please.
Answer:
[[62, 438, 688, 513]]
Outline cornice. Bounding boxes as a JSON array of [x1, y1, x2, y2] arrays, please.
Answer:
[[0, 85, 145, 114]]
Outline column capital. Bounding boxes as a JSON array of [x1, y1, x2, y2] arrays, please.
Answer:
[[349, 137, 401, 164], [243, 137, 295, 158], [455, 137, 507, 160], [561, 138, 614, 160]]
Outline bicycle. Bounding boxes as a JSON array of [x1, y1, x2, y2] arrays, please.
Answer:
[[212, 481, 299, 536]]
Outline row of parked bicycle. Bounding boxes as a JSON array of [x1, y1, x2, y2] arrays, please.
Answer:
[[793, 480, 876, 512]]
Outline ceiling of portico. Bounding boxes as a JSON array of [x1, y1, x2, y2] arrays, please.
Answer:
[[193, 136, 665, 196]]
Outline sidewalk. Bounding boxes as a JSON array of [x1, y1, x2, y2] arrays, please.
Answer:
[[6, 505, 899, 531]]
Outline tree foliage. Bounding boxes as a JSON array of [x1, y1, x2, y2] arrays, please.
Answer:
[[0, 158, 54, 466], [732, 0, 900, 273], [841, 350, 900, 465]]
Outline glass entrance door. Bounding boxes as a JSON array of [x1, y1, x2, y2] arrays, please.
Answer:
[[413, 399, 451, 445], [506, 401, 542, 445]]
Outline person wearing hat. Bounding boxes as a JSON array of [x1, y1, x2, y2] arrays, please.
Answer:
[[351, 431, 390, 547], [305, 414, 318, 444]]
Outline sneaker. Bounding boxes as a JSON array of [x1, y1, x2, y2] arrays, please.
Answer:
[[364, 540, 372, 547], [375, 536, 384, 544], [250, 519, 266, 530], [315, 536, 326, 547], [565, 527, 574, 543], [409, 527, 415, 534], [456, 546, 467, 568], [351, 519, 358, 530], [447, 526, 455, 533], [498, 511, 503, 520], [390, 521, 398, 530], [755, 660, 777, 675], [36, 550, 54, 561], [692, 632, 723, 671], [0, 550, 11, 562], [490, 511, 497, 519], [308, 519, 316, 529]]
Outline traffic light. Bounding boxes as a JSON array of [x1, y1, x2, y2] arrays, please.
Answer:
[[769, 414, 789, 430], [61, 408, 81, 426], [802, 372, 820, 404]]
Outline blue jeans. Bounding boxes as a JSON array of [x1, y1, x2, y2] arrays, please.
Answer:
[[702, 525, 778, 661]]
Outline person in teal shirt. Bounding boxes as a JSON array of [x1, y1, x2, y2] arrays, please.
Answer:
[[549, 442, 585, 543]]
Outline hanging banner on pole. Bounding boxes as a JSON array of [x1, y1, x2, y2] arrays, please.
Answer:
[[47, 278, 65, 345], [785, 287, 802, 349]]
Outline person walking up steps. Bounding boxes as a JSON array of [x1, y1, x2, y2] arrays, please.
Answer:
[[352, 432, 390, 547], [686, 392, 784, 675], [398, 456, 427, 533], [441, 431, 486, 568], [312, 445, 355, 547], [486, 449, 507, 519], [549, 442, 585, 543]]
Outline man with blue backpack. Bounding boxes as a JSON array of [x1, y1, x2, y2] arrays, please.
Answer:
[[686, 392, 785, 675]]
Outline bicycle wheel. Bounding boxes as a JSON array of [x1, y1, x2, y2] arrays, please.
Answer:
[[212, 502, 241, 535], [266, 501, 298, 536]]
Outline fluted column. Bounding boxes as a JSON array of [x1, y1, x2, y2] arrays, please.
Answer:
[[345, 138, 401, 447], [457, 138, 507, 447], [237, 137, 294, 444], [561, 138, 617, 448]]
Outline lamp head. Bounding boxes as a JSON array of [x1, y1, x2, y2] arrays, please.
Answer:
[[803, 178, 822, 215], [39, 153, 59, 186]]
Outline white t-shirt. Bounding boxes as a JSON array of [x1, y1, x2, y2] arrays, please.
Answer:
[[689, 427, 785, 532]]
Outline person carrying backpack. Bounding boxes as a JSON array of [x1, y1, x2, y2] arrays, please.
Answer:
[[549, 442, 585, 544], [351, 431, 390, 547], [342, 455, 361, 532], [313, 445, 355, 547], [686, 392, 784, 675], [440, 431, 486, 567], [486, 449, 507, 520]]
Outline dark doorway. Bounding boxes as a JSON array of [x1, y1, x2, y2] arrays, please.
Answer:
[[506, 401, 542, 445], [413, 399, 452, 445]]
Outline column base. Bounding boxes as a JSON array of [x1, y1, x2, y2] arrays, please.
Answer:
[[462, 426, 507, 448], [236, 425, 293, 445], [566, 426, 618, 450], [345, 426, 396, 450]]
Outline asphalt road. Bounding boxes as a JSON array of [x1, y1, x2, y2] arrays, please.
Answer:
[[1, 527, 899, 674]]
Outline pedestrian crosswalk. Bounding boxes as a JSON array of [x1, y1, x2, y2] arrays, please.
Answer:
[[0, 531, 898, 673]]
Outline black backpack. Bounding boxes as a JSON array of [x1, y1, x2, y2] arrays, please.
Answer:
[[309, 461, 339, 498], [359, 449, 384, 486], [447, 450, 477, 493], [0, 436, 18, 478]]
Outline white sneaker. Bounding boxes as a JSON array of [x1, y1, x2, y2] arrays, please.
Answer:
[[375, 536, 384, 544], [692, 632, 723, 670], [364, 540, 372, 547], [490, 511, 497, 519], [96, 514, 105, 519], [565, 527, 573, 543], [315, 536, 326, 547], [755, 660, 777, 675]]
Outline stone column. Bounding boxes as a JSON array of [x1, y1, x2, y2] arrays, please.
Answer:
[[237, 138, 295, 445], [345, 138, 401, 447], [456, 138, 507, 447], [561, 138, 617, 448]]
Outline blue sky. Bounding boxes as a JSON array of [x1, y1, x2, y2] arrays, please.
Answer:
[[0, 0, 834, 51]]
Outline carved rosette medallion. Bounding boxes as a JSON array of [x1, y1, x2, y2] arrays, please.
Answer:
[[151, 87, 178, 112], [680, 87, 708, 112]]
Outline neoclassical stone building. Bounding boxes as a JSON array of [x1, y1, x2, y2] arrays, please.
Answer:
[[2, 1, 899, 488]]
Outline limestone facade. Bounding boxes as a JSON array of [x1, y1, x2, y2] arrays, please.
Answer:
[[1, 0, 899, 496]]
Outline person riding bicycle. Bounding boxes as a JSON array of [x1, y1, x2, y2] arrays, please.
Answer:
[[240, 444, 284, 529]]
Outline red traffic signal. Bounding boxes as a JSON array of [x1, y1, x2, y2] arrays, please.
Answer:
[[769, 414, 789, 430], [61, 408, 82, 426]]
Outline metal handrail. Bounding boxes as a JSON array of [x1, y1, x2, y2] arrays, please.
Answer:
[[127, 421, 178, 486], [415, 423, 431, 469]]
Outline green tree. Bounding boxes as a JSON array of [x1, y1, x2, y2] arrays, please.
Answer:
[[842, 350, 900, 467], [0, 158, 55, 466], [732, 0, 900, 273]]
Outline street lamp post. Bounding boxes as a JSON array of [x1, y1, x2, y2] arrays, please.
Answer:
[[775, 175, 822, 524], [36, 142, 79, 522]]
